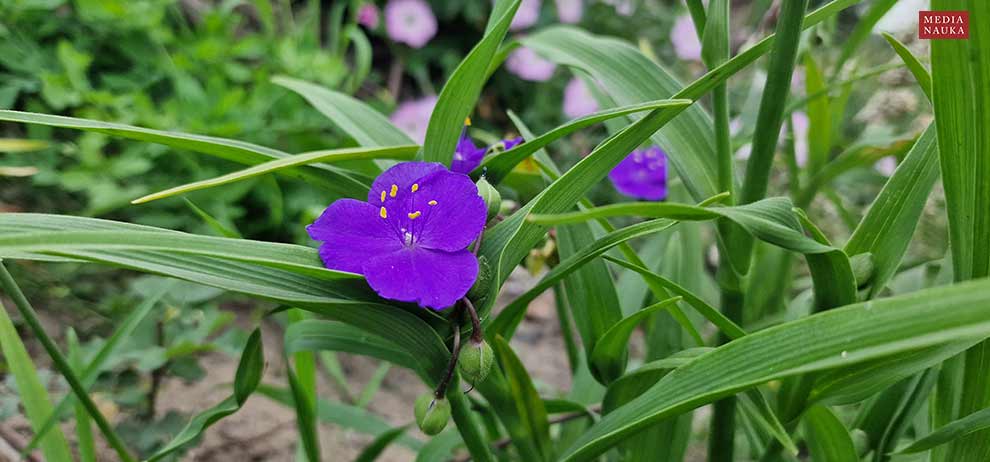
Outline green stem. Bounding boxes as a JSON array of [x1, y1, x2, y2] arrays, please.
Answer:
[[0, 261, 137, 462], [709, 275, 743, 462], [448, 375, 496, 462]]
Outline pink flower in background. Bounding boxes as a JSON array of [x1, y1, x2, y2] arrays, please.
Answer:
[[671, 15, 702, 61], [603, 0, 634, 16], [506, 47, 557, 81], [791, 111, 809, 167], [358, 3, 381, 28], [791, 68, 805, 94], [875, 156, 898, 176], [563, 77, 598, 119], [385, 0, 437, 48], [390, 96, 437, 144], [555, 0, 583, 23], [511, 0, 542, 30]]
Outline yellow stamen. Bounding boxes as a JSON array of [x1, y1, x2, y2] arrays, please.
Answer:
[[411, 183, 419, 193], [428, 200, 438, 206], [464, 117, 472, 126], [408, 211, 422, 220], [389, 184, 398, 197], [379, 207, 387, 219], [380, 191, 386, 202]]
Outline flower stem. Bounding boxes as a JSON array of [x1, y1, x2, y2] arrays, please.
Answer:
[[434, 317, 462, 399], [462, 297, 483, 343]]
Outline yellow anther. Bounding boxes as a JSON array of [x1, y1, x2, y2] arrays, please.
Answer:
[[428, 200, 438, 206], [464, 117, 472, 126], [380, 191, 386, 202], [389, 184, 398, 197], [411, 183, 419, 193], [408, 211, 422, 220], [379, 207, 387, 219]]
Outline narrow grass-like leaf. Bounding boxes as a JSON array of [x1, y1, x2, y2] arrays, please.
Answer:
[[448, 375, 498, 462], [558, 278, 990, 461], [897, 407, 990, 454], [833, 0, 898, 75], [882, 33, 933, 102], [804, 53, 831, 175], [589, 297, 682, 384], [844, 124, 939, 298], [355, 425, 409, 462], [421, 0, 520, 165], [477, 99, 692, 184], [66, 331, 97, 462], [803, 405, 859, 462], [794, 208, 857, 311], [287, 358, 321, 462], [492, 335, 552, 461], [0, 269, 74, 462], [272, 76, 414, 147], [134, 145, 418, 204], [183, 198, 242, 238], [145, 329, 264, 461], [0, 110, 369, 197], [284, 320, 420, 378], [414, 430, 462, 462]]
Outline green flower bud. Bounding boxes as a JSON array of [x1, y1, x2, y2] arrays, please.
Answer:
[[850, 429, 870, 457], [850, 253, 875, 288], [475, 177, 502, 221], [414, 394, 450, 436], [468, 256, 492, 301], [457, 339, 494, 386]]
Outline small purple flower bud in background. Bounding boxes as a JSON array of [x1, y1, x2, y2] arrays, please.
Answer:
[[506, 47, 557, 81], [563, 77, 599, 119], [608, 147, 668, 200], [791, 111, 809, 168], [875, 156, 898, 176], [358, 3, 380, 29], [452, 131, 488, 174], [390, 96, 437, 144], [555, 0, 583, 23], [671, 15, 702, 61], [308, 162, 487, 309], [385, 0, 437, 48], [511, 0, 542, 30]]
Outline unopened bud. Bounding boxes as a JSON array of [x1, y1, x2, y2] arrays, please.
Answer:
[[468, 256, 493, 300], [475, 177, 501, 221], [458, 339, 494, 386], [850, 253, 875, 288], [414, 394, 450, 436]]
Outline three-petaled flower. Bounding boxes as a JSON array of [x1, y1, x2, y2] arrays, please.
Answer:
[[608, 146, 668, 200], [451, 127, 522, 174], [308, 162, 487, 309]]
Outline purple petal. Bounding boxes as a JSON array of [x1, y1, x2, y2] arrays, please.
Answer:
[[503, 137, 524, 150], [364, 247, 479, 309], [369, 161, 446, 203], [308, 199, 404, 273], [608, 147, 668, 200], [451, 132, 487, 174], [405, 169, 487, 252], [358, 4, 380, 28], [384, 0, 437, 48]]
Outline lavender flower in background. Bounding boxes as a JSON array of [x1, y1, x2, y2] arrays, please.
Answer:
[[602, 0, 634, 16], [555, 0, 583, 23], [563, 77, 599, 119], [511, 0, 542, 30], [791, 111, 809, 167], [671, 15, 702, 61], [385, 0, 437, 48], [506, 47, 557, 81], [358, 3, 380, 29], [875, 156, 898, 176], [390, 96, 437, 144], [609, 147, 668, 200], [308, 162, 487, 309]]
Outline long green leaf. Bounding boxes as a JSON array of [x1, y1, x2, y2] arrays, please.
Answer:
[[283, 319, 420, 377], [803, 405, 859, 462], [833, 0, 898, 75], [558, 278, 990, 461], [492, 336, 552, 461], [882, 33, 933, 102], [0, 110, 370, 197], [134, 145, 418, 204], [145, 329, 264, 461], [0, 270, 74, 462], [272, 76, 414, 147], [422, 0, 520, 165], [897, 406, 990, 454], [589, 298, 682, 384], [355, 425, 409, 462]]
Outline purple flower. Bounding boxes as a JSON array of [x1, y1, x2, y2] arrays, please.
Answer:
[[308, 162, 487, 309], [385, 0, 437, 48], [608, 147, 668, 200], [875, 156, 897, 176], [511, 0, 542, 30], [671, 15, 702, 61], [506, 47, 557, 81], [452, 128, 524, 174], [390, 96, 437, 144], [555, 0, 582, 23], [563, 77, 598, 119], [358, 3, 381, 28]]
